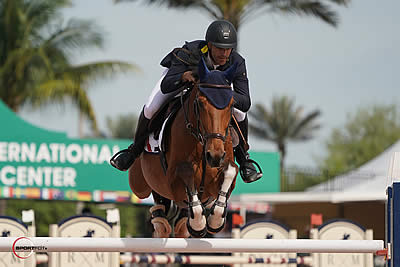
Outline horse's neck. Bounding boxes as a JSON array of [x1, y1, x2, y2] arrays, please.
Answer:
[[186, 86, 199, 122]]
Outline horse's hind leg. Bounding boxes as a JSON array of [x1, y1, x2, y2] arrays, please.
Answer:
[[150, 191, 172, 238], [207, 162, 237, 234], [129, 159, 152, 199], [174, 208, 190, 238], [176, 162, 207, 237]]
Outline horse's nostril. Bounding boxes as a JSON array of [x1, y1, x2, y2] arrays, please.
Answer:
[[206, 151, 226, 168], [219, 152, 226, 166]]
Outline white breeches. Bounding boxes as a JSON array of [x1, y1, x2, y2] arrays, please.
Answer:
[[143, 69, 246, 122]]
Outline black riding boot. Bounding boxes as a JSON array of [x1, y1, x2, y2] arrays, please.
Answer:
[[110, 109, 150, 171], [234, 117, 263, 183]]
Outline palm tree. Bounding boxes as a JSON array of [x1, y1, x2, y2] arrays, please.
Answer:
[[0, 0, 138, 134], [248, 96, 321, 190], [115, 0, 349, 30], [106, 113, 138, 139]]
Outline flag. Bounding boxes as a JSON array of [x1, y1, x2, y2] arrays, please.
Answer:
[[232, 213, 244, 227], [1, 187, 13, 198], [116, 191, 131, 202], [311, 213, 323, 226], [26, 188, 41, 199], [77, 191, 92, 201]]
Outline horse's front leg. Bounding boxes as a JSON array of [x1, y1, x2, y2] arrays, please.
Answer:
[[176, 162, 207, 238], [207, 162, 237, 234]]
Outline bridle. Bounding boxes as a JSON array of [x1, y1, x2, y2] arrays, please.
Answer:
[[180, 82, 233, 199]]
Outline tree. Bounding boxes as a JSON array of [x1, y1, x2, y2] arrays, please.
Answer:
[[115, 0, 349, 30], [320, 104, 400, 174], [248, 96, 321, 189], [106, 113, 138, 139], [0, 0, 137, 134]]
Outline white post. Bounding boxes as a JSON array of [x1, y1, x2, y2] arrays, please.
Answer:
[[240, 206, 247, 225], [22, 209, 36, 267], [388, 152, 400, 267], [231, 228, 241, 267], [288, 229, 297, 267], [48, 224, 58, 267], [109, 209, 121, 267], [365, 229, 373, 267], [310, 228, 319, 267]]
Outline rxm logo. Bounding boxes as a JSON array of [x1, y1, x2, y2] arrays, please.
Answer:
[[12, 237, 47, 259]]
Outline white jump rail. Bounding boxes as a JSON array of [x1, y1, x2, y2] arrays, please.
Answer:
[[0, 237, 384, 253]]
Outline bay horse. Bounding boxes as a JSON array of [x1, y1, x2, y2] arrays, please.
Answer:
[[129, 58, 238, 238]]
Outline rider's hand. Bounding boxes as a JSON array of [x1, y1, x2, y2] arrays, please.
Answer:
[[181, 71, 197, 83]]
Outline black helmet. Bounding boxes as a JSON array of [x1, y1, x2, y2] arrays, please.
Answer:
[[205, 20, 237, 49]]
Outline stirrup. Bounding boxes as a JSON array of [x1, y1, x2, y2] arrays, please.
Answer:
[[109, 148, 135, 171], [240, 159, 263, 183]]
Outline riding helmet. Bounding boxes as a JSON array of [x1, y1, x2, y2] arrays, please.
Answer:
[[205, 20, 237, 49]]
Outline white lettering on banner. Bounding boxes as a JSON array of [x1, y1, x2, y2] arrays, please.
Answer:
[[17, 166, 27, 186], [59, 144, 66, 163], [0, 166, 77, 187], [8, 142, 20, 162], [53, 167, 63, 187], [0, 142, 7, 161], [63, 168, 76, 186], [36, 143, 51, 163], [21, 143, 36, 162], [28, 167, 42, 186], [83, 145, 98, 164], [43, 167, 52, 186], [98, 145, 112, 164], [49, 143, 60, 162], [66, 144, 82, 164], [0, 142, 119, 165], [0, 166, 15, 185]]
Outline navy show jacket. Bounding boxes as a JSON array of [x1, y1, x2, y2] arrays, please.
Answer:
[[160, 40, 251, 113]]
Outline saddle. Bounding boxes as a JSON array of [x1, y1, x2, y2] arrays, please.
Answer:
[[144, 90, 239, 174]]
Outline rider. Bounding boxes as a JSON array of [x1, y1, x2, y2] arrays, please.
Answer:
[[110, 20, 262, 183]]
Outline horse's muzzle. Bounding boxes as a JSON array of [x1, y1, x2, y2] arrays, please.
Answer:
[[206, 151, 226, 168]]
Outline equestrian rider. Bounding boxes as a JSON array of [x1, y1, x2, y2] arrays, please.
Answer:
[[110, 20, 262, 183]]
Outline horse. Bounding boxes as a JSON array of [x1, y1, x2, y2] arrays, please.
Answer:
[[129, 58, 239, 238]]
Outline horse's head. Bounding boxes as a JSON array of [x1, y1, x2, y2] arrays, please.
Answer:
[[193, 58, 237, 167]]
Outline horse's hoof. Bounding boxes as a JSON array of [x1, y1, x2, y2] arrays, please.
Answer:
[[206, 218, 226, 234], [151, 217, 172, 238], [186, 219, 207, 238], [174, 217, 190, 238]]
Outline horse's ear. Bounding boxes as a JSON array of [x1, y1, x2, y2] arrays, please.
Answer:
[[198, 57, 210, 81], [224, 62, 238, 84]]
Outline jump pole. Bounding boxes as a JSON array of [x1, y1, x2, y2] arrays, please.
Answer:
[[0, 237, 384, 253], [388, 152, 400, 267]]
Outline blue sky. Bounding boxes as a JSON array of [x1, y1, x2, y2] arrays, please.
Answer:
[[20, 0, 400, 167]]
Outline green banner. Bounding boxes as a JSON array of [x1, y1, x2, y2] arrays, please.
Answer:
[[0, 100, 280, 204]]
